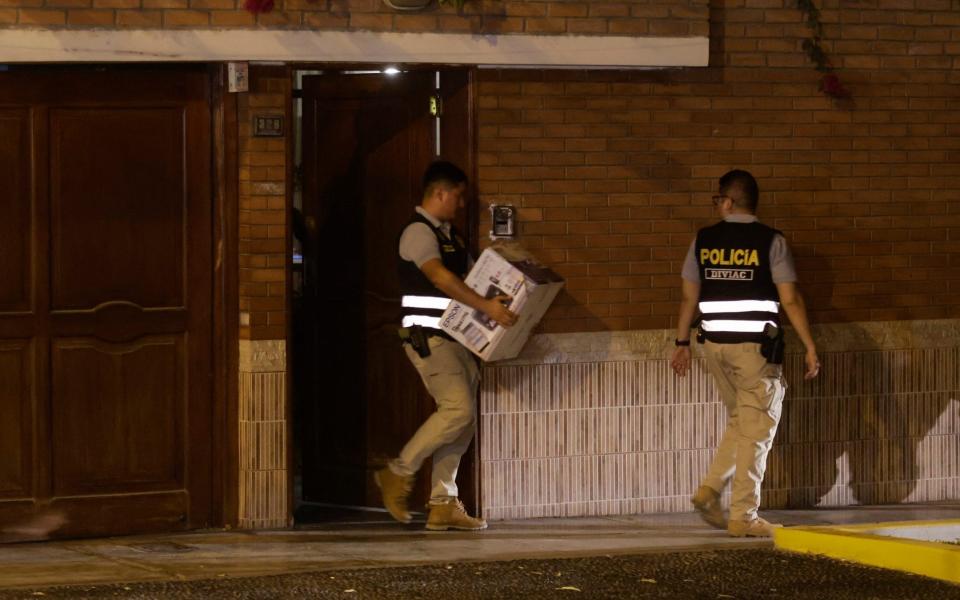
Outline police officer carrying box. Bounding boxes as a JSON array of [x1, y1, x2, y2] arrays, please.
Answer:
[[376, 161, 517, 531], [671, 169, 821, 538]]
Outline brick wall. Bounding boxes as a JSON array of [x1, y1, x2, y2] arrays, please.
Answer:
[[477, 0, 960, 333], [239, 67, 288, 341], [0, 0, 709, 33]]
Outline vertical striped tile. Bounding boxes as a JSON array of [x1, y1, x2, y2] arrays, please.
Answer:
[[480, 336, 960, 520], [238, 339, 288, 529]]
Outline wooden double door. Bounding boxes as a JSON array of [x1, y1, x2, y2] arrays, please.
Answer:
[[0, 67, 215, 540]]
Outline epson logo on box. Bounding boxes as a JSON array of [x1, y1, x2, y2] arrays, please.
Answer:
[[442, 304, 462, 329]]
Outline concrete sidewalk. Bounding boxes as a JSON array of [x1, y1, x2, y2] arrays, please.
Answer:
[[1, 503, 958, 591]]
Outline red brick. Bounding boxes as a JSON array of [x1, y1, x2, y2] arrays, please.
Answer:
[[261, 5, 298, 24], [588, 3, 628, 18], [142, 0, 186, 7], [566, 18, 606, 33], [303, 12, 348, 28], [525, 17, 566, 34], [545, 2, 587, 18], [66, 7, 114, 23], [479, 17, 525, 34], [18, 7, 65, 23], [436, 14, 480, 32], [163, 8, 208, 25], [608, 18, 647, 35], [504, 1, 545, 17], [341, 0, 376, 11], [648, 20, 690, 36], [45, 0, 90, 7], [393, 14, 437, 31], [349, 12, 391, 30]]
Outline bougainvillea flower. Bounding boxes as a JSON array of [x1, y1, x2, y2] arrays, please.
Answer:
[[244, 0, 274, 14], [820, 73, 850, 98]]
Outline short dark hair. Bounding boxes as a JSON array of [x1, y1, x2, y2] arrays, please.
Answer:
[[718, 169, 759, 212], [422, 160, 467, 198]]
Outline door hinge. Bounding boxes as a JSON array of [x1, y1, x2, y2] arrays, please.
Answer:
[[429, 95, 443, 117]]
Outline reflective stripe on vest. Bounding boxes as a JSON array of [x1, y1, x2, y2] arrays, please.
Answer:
[[698, 299, 779, 335], [401, 295, 452, 311], [402, 315, 442, 329], [698, 299, 779, 314], [700, 319, 778, 333]]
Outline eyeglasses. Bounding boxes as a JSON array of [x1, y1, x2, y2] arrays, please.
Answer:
[[711, 195, 729, 206]]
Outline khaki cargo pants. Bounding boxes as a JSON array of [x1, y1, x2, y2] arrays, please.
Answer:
[[700, 340, 787, 522], [390, 336, 479, 504]]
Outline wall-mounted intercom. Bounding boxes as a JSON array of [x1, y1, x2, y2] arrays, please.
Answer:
[[489, 204, 516, 239]]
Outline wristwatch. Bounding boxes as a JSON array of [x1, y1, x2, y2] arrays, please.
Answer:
[[675, 339, 690, 347]]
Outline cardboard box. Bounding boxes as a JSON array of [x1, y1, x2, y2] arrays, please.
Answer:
[[439, 243, 565, 362]]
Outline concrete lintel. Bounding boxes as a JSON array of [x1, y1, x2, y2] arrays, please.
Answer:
[[0, 29, 709, 67]]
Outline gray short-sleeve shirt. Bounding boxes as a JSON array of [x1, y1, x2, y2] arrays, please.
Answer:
[[681, 214, 797, 284], [399, 206, 474, 270]]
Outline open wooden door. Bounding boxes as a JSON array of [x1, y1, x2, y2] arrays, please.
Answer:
[[0, 67, 214, 541], [297, 69, 476, 515]]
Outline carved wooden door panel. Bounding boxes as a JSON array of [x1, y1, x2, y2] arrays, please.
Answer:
[[0, 67, 213, 541]]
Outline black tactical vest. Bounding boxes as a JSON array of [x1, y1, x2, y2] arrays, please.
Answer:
[[397, 212, 470, 331], [695, 220, 781, 343]]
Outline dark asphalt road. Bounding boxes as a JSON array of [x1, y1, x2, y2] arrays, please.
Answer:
[[1, 548, 958, 599]]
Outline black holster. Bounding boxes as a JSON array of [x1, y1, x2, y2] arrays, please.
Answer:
[[760, 323, 785, 365], [398, 325, 431, 358]]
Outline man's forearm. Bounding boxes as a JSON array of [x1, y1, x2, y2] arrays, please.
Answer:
[[782, 297, 816, 352], [675, 279, 701, 341], [676, 300, 698, 340], [432, 269, 489, 312]]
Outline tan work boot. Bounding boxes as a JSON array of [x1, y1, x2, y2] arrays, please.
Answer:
[[426, 499, 488, 531], [691, 485, 726, 530], [727, 517, 781, 538], [374, 467, 413, 524]]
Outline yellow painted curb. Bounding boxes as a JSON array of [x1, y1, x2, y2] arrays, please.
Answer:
[[774, 519, 960, 585]]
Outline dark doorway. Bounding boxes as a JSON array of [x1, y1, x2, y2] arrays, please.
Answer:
[[0, 66, 215, 541], [293, 68, 476, 524]]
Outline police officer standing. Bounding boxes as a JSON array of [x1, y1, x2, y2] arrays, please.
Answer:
[[671, 169, 820, 537], [376, 161, 517, 531]]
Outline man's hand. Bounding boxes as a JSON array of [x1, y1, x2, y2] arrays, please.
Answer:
[[483, 294, 518, 327], [422, 260, 518, 327], [671, 278, 699, 378], [671, 346, 691, 377], [804, 349, 820, 379]]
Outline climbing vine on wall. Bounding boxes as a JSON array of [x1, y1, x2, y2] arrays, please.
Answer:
[[797, 0, 850, 98]]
